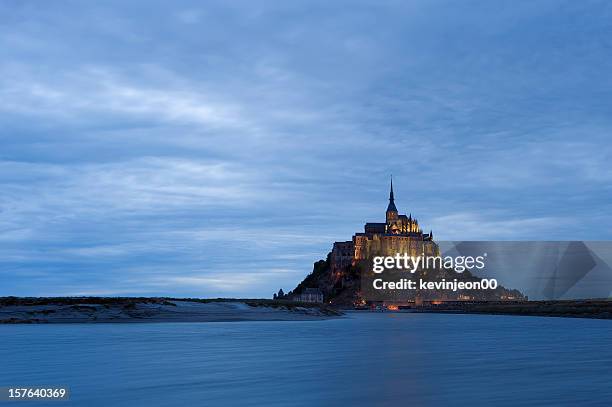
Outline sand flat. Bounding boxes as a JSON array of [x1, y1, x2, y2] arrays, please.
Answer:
[[0, 300, 342, 323]]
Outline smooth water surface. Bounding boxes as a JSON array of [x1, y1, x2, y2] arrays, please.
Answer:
[[1, 313, 611, 406]]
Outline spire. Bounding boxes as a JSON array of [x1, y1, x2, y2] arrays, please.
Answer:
[[386, 176, 398, 213]]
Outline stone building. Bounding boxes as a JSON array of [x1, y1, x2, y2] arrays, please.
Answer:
[[294, 288, 324, 303], [331, 179, 438, 272], [331, 241, 354, 271]]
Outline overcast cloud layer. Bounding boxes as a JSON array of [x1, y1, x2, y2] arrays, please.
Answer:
[[1, 0, 612, 297]]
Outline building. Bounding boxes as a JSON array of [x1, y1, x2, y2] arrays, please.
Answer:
[[331, 179, 439, 272], [331, 241, 354, 271], [294, 288, 324, 303]]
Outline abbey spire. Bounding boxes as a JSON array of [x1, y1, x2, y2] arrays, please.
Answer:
[[386, 176, 398, 214]]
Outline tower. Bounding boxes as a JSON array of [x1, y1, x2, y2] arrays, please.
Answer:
[[386, 177, 398, 222]]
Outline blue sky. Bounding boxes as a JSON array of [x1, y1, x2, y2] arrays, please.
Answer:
[[1, 0, 612, 297]]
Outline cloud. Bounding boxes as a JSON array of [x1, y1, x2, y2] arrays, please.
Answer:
[[429, 212, 570, 241], [0, 66, 251, 130], [1, 0, 612, 296]]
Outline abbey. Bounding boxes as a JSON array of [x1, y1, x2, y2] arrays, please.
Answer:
[[331, 179, 439, 272]]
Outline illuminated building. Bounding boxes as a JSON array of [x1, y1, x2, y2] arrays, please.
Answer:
[[331, 179, 438, 272]]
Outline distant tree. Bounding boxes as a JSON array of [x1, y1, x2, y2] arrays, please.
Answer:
[[278, 288, 285, 298], [273, 293, 277, 300]]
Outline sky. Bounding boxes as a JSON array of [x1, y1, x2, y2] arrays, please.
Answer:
[[1, 0, 612, 297]]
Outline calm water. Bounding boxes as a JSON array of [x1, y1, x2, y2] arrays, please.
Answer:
[[1, 313, 612, 406]]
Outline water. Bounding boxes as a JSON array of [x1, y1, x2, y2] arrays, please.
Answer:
[[1, 313, 612, 406]]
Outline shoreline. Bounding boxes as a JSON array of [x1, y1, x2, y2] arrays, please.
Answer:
[[352, 299, 612, 320], [2, 297, 611, 323], [422, 300, 612, 319], [0, 297, 343, 324]]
